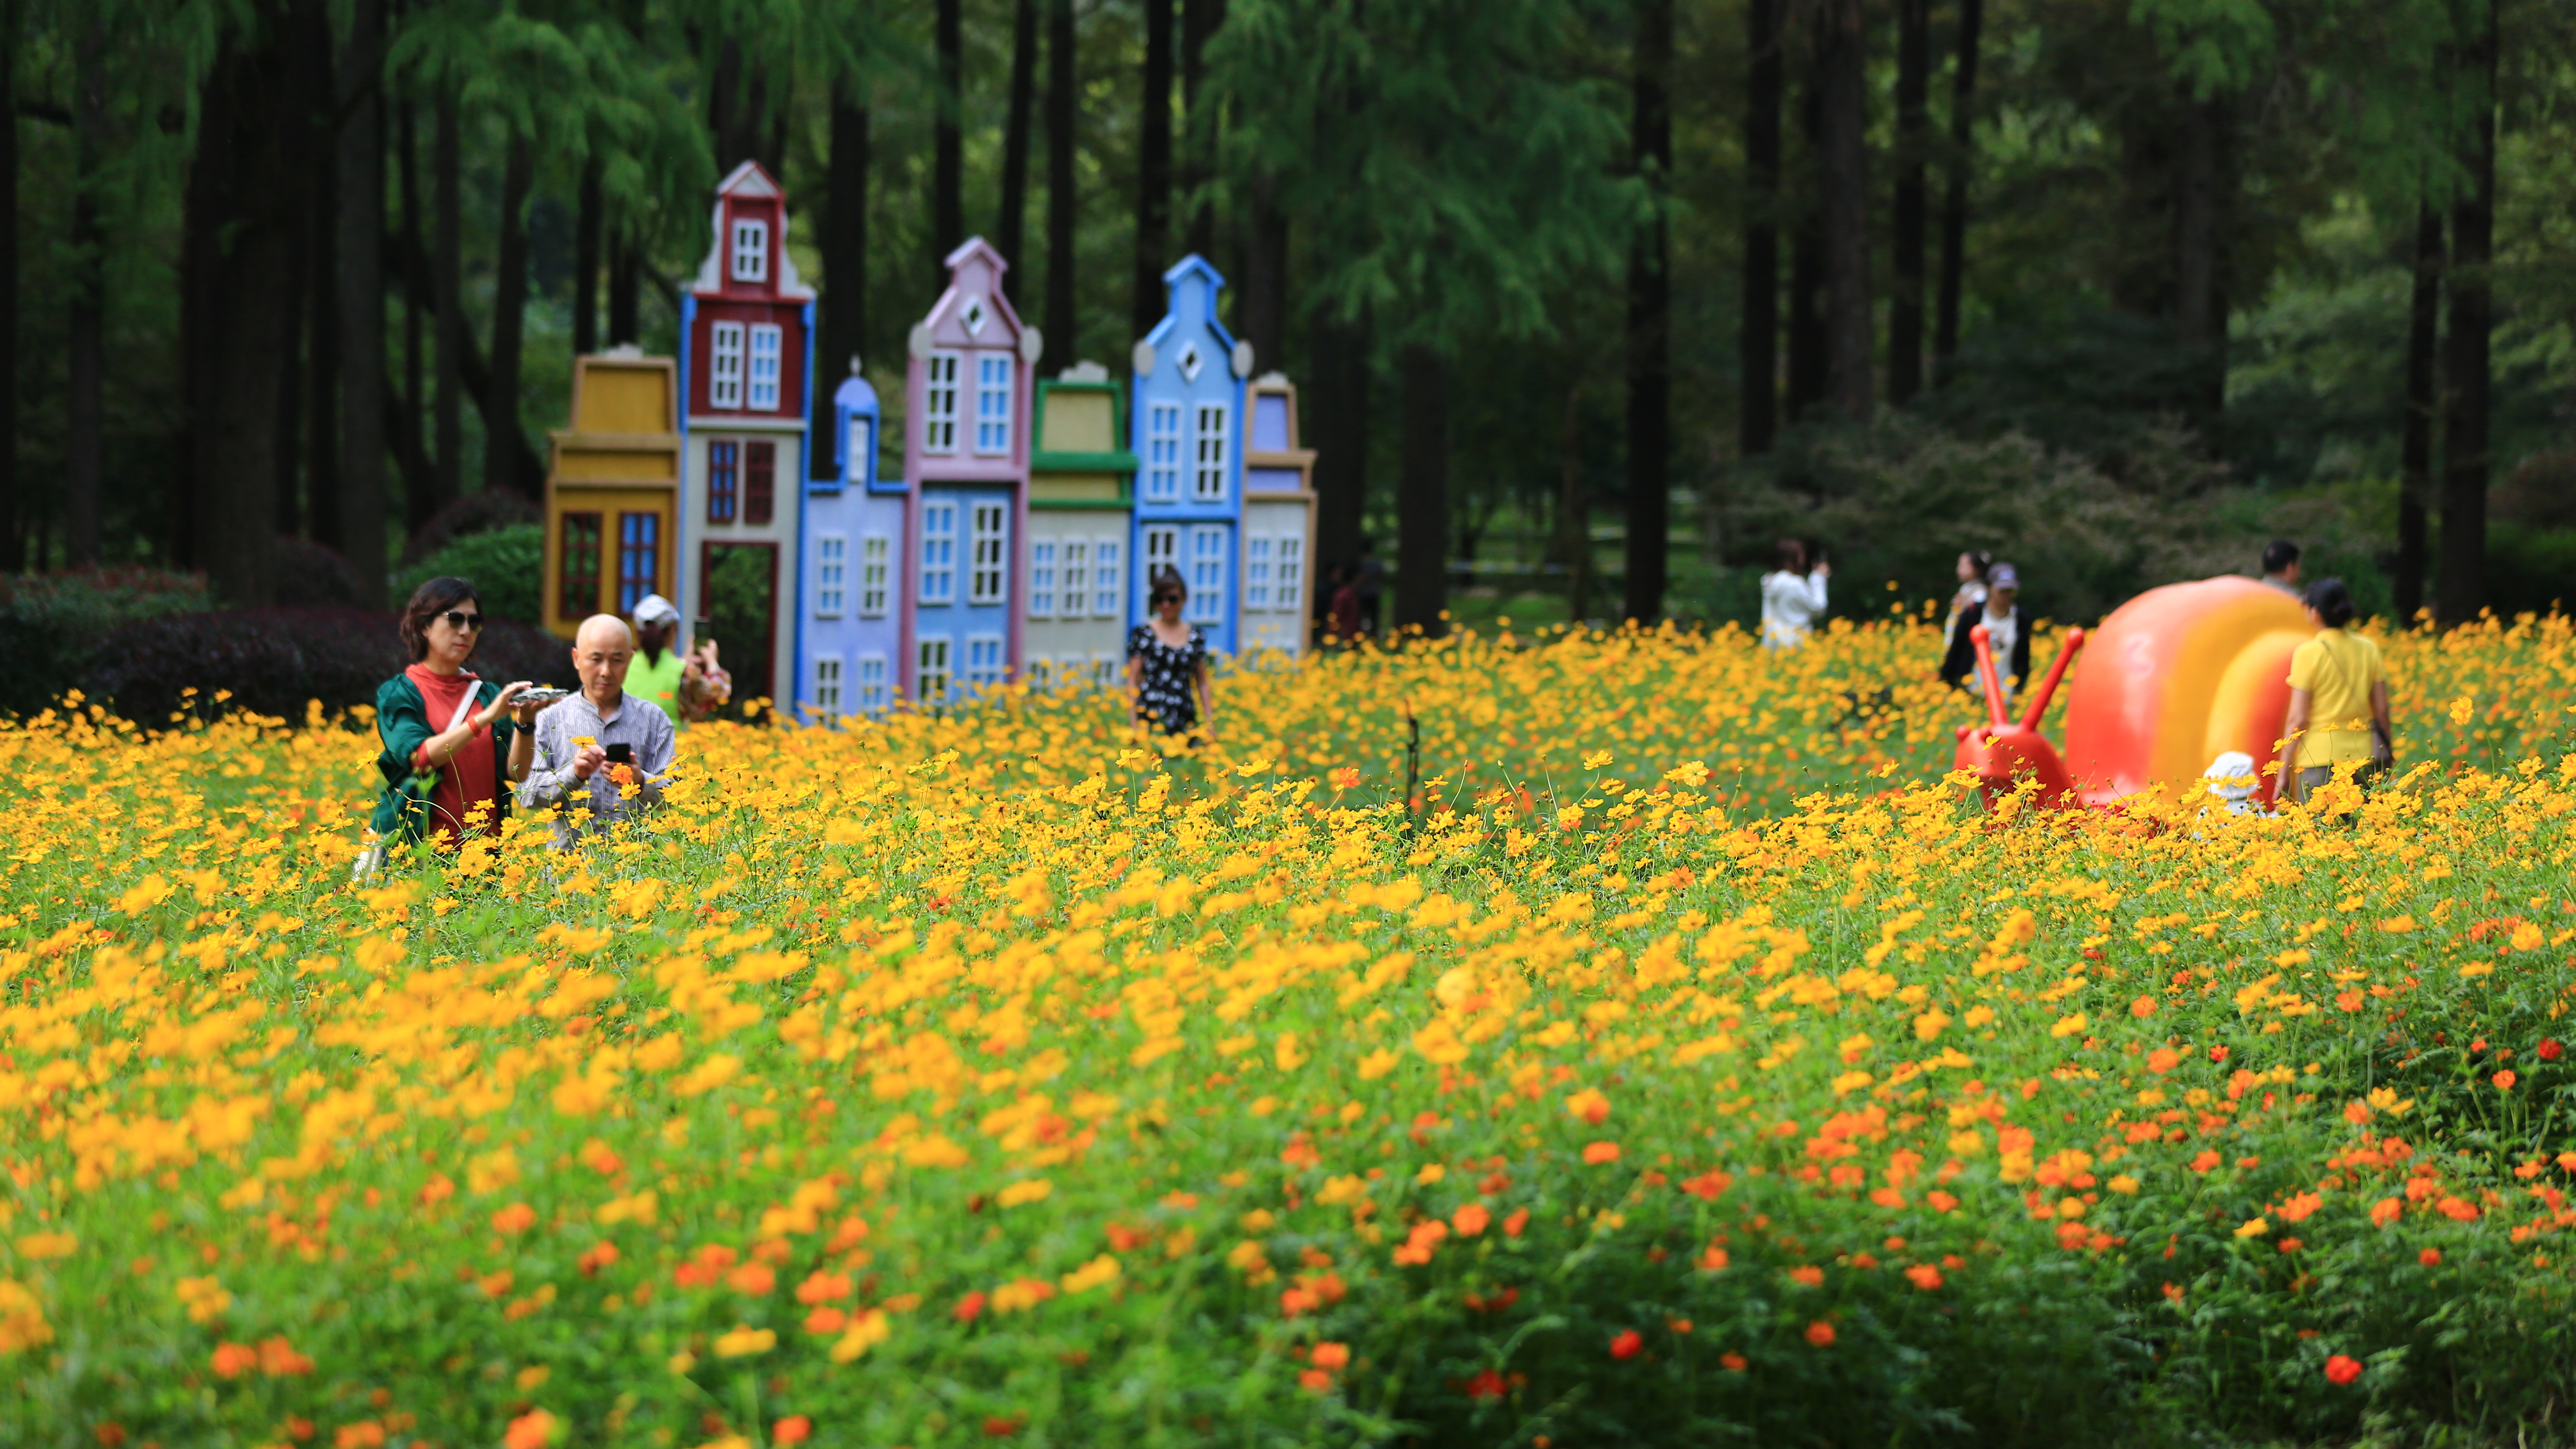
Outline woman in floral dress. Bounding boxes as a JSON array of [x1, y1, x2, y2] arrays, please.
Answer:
[[1125, 567, 1215, 741]]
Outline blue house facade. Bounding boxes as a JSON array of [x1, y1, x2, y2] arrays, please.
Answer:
[[1129, 255, 1252, 654], [794, 362, 907, 719]]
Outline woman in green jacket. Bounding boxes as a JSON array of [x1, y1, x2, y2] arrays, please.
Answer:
[[369, 577, 544, 850]]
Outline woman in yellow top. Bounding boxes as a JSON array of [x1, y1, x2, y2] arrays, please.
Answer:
[[2274, 577, 2393, 804]]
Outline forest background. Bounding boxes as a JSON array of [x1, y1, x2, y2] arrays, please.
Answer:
[[1, 0, 2572, 648]]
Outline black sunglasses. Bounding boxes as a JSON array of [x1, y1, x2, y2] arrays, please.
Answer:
[[441, 610, 486, 632], [1151, 592, 1181, 605]]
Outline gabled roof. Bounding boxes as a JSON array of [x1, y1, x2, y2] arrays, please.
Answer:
[[716, 160, 782, 199], [689, 161, 814, 301], [1141, 252, 1237, 360]]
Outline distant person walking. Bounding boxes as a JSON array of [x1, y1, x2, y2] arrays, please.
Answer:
[[367, 576, 541, 852], [1942, 561, 2030, 699], [2275, 577, 2392, 804], [1354, 538, 1386, 638], [2261, 540, 2303, 596], [1325, 563, 1364, 646], [1948, 551, 1993, 623], [1127, 567, 1215, 740], [1759, 539, 1830, 649]]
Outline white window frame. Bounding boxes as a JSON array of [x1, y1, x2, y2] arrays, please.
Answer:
[[843, 415, 873, 487], [858, 534, 890, 618], [730, 217, 769, 283], [1092, 653, 1119, 689], [1187, 525, 1226, 626], [916, 636, 952, 703], [1140, 525, 1179, 617], [1092, 537, 1122, 619], [748, 324, 783, 411], [964, 633, 1006, 688], [924, 352, 962, 454], [1275, 533, 1304, 613], [709, 322, 746, 410], [1029, 538, 1057, 620], [811, 655, 843, 716], [1059, 538, 1088, 619], [1144, 402, 1182, 503], [1244, 534, 1274, 612], [974, 353, 1013, 455], [969, 502, 1008, 606], [919, 501, 958, 605], [855, 653, 889, 712], [814, 533, 847, 617], [1192, 402, 1229, 503]]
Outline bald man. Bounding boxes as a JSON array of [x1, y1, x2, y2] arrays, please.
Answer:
[[517, 614, 678, 843]]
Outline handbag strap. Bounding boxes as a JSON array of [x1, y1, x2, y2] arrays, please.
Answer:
[[443, 678, 483, 733]]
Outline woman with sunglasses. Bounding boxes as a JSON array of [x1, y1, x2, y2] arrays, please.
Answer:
[[367, 576, 543, 850], [1127, 567, 1215, 742]]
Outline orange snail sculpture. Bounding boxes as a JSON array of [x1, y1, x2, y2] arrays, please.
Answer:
[[1952, 576, 2311, 811]]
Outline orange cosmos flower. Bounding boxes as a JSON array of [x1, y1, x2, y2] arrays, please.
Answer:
[[772, 1415, 814, 1445], [2325, 1354, 2363, 1385], [1582, 1141, 1621, 1165], [1608, 1330, 1643, 1360], [1805, 1321, 1837, 1347], [1311, 1342, 1351, 1370], [1451, 1203, 1491, 1237], [502, 1408, 556, 1449], [1904, 1264, 1942, 1291]]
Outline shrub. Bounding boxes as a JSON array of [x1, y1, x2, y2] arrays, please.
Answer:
[[402, 490, 542, 564], [393, 523, 546, 625], [0, 568, 211, 718], [76, 607, 575, 725]]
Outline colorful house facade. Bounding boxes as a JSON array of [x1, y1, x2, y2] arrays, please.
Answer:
[[1129, 255, 1253, 653], [898, 237, 1041, 703], [543, 348, 681, 638], [1025, 361, 1136, 688], [795, 359, 904, 718], [1238, 372, 1318, 657], [674, 160, 815, 711]]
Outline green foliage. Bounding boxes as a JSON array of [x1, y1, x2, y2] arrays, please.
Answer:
[[0, 568, 210, 717], [1212, 0, 1644, 346], [394, 524, 546, 626]]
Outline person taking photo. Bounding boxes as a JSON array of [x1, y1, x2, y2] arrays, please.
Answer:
[[367, 577, 541, 852], [1759, 539, 1830, 649], [520, 614, 678, 844]]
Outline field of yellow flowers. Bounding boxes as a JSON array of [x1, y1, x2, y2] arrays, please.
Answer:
[[4, 613, 2576, 1449]]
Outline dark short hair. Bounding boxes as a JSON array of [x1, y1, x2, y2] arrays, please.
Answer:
[[400, 576, 481, 662], [2304, 576, 2356, 629], [1773, 538, 1808, 574], [1148, 566, 1188, 602], [2262, 539, 2301, 575]]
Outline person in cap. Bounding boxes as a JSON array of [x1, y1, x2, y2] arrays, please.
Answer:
[[1940, 561, 2029, 700], [2199, 750, 2262, 817], [520, 614, 677, 844], [627, 594, 688, 726]]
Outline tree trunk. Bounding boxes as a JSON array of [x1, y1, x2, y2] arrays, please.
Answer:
[[183, 17, 305, 605], [1134, 0, 1174, 337], [2173, 96, 2225, 418], [65, 17, 105, 566], [1239, 177, 1286, 373], [935, 0, 963, 279], [336, 0, 386, 600], [1739, 0, 1779, 456], [485, 131, 534, 498], [607, 229, 639, 346], [2437, 4, 2497, 629], [1310, 313, 1368, 568], [430, 84, 463, 523], [1395, 344, 1448, 637], [1044, 0, 1077, 352], [1623, 0, 1672, 624], [0, 8, 17, 570], [1815, 0, 1872, 419], [998, 0, 1036, 271], [303, 0, 340, 551], [1933, 0, 1981, 369], [1888, 0, 1928, 404], [1787, 73, 1826, 422], [2395, 204, 2440, 627], [1180, 0, 1223, 258], [1560, 384, 1589, 623], [573, 153, 601, 355], [275, 258, 306, 537], [395, 83, 430, 523], [818, 84, 869, 480]]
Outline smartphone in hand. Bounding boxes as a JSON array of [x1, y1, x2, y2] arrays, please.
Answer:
[[606, 742, 634, 767]]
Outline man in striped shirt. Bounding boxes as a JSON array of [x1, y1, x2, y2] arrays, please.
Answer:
[[519, 614, 677, 844]]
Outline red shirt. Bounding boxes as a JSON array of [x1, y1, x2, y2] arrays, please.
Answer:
[[406, 665, 497, 843]]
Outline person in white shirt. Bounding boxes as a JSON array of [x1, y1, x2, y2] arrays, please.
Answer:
[[1940, 561, 2029, 703], [1759, 538, 1830, 649], [520, 614, 678, 845]]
